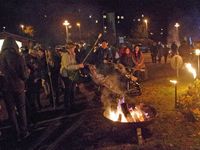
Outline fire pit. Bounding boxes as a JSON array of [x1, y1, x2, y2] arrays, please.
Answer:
[[103, 98, 157, 144], [104, 102, 156, 127]]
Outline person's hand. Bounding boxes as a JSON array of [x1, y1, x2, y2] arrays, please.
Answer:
[[27, 68, 31, 75], [103, 59, 108, 63], [41, 79, 45, 85], [79, 63, 84, 68]]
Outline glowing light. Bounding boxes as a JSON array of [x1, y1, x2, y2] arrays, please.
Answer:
[[174, 23, 180, 28], [138, 18, 141, 22], [185, 63, 197, 79], [144, 19, 148, 24], [20, 24, 24, 30], [89, 15, 92, 18], [170, 80, 177, 84], [76, 22, 80, 27], [95, 20, 98, 23], [103, 15, 107, 19], [121, 16, 124, 19], [195, 49, 200, 56], [63, 20, 70, 26], [107, 98, 147, 123]]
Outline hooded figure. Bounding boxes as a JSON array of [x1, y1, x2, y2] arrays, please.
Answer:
[[0, 37, 29, 141], [1, 37, 28, 92]]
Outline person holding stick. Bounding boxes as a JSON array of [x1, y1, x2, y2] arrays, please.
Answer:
[[60, 42, 84, 113]]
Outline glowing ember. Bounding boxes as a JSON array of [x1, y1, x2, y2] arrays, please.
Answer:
[[107, 98, 149, 123], [185, 63, 197, 79]]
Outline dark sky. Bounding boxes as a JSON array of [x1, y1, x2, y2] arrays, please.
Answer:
[[1, 0, 200, 44]]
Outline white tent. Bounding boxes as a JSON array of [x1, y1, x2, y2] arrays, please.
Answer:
[[0, 39, 22, 52]]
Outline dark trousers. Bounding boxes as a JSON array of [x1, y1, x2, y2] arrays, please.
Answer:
[[51, 72, 60, 105], [164, 55, 168, 63], [26, 80, 42, 111], [151, 54, 157, 63], [62, 77, 75, 110], [3, 91, 28, 138]]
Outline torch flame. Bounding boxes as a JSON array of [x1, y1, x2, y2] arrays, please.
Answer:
[[185, 63, 197, 79]]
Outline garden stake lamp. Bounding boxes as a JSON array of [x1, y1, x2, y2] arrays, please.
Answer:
[[170, 80, 178, 108]]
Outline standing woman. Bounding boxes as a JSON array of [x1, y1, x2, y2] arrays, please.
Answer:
[[60, 42, 84, 112]]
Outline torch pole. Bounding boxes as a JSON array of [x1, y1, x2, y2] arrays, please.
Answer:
[[45, 50, 56, 109], [175, 83, 178, 108], [175, 57, 179, 78], [71, 33, 102, 82], [198, 55, 199, 78]]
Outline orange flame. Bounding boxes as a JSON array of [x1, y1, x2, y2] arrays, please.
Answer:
[[107, 98, 148, 123], [185, 63, 197, 79]]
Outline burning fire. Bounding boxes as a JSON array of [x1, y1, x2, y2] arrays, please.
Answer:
[[185, 63, 197, 79], [107, 97, 149, 123]]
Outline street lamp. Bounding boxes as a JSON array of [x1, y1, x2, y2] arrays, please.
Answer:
[[20, 24, 24, 30], [63, 20, 70, 43], [174, 22, 180, 29], [170, 80, 178, 108], [144, 19, 148, 29], [76, 22, 81, 41], [144, 19, 148, 38], [195, 49, 200, 77], [174, 23, 180, 46]]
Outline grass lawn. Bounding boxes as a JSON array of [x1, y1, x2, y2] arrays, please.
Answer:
[[129, 63, 200, 149]]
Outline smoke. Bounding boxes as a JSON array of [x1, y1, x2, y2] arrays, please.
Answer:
[[91, 63, 133, 113]]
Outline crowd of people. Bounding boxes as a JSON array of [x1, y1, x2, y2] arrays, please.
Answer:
[[0, 36, 192, 142], [149, 40, 193, 64]]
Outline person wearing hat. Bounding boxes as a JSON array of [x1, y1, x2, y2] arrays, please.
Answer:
[[0, 37, 30, 141], [60, 42, 84, 112]]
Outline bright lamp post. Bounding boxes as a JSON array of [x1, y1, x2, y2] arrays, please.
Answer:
[[144, 19, 148, 38], [20, 24, 24, 30], [76, 22, 81, 41], [63, 20, 70, 43], [170, 80, 178, 108], [174, 22, 180, 46]]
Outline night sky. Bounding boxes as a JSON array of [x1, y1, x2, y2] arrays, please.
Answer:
[[1, 0, 200, 44]]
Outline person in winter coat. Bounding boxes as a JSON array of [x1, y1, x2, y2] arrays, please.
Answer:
[[60, 42, 84, 112], [150, 42, 158, 63], [132, 45, 147, 81], [0, 37, 29, 141], [157, 42, 164, 63], [120, 47, 135, 70]]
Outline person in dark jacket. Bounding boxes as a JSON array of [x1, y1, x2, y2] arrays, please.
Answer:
[[26, 49, 43, 112], [150, 42, 158, 63], [46, 49, 61, 106], [94, 40, 112, 74], [171, 42, 178, 56], [0, 37, 29, 141], [120, 47, 135, 70]]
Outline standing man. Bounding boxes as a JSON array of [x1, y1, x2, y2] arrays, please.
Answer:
[[60, 42, 84, 113], [150, 42, 158, 63], [94, 40, 112, 74], [0, 37, 29, 141]]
